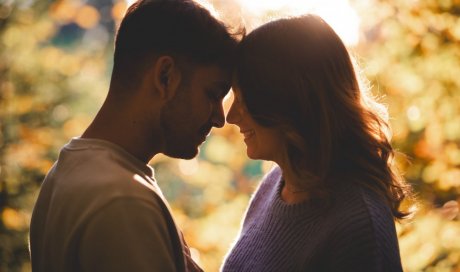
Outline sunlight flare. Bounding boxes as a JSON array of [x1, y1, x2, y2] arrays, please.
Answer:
[[237, 0, 360, 46]]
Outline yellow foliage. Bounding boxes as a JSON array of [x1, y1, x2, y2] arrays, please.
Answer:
[[2, 208, 29, 231], [2, 0, 460, 271], [75, 5, 100, 29]]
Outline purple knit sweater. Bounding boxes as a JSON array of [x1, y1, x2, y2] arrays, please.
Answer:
[[222, 166, 403, 272]]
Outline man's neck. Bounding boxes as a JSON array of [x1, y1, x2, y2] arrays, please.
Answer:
[[81, 106, 160, 164]]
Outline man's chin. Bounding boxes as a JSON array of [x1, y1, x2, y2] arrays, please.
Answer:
[[164, 147, 199, 160]]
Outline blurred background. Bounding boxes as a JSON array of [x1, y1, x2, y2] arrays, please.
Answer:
[[1, 0, 460, 271]]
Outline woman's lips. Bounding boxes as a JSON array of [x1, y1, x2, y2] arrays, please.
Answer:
[[241, 129, 255, 139]]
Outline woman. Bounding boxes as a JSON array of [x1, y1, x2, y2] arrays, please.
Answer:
[[222, 15, 412, 272]]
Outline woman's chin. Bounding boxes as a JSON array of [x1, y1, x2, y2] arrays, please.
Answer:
[[246, 148, 259, 160]]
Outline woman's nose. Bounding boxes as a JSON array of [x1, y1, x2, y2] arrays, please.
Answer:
[[226, 101, 241, 125]]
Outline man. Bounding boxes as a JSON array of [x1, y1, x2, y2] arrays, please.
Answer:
[[29, 0, 239, 271]]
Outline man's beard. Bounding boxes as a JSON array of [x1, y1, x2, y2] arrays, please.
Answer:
[[161, 125, 199, 159], [159, 98, 211, 160]]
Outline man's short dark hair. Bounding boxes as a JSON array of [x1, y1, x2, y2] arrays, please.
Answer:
[[112, 0, 239, 85]]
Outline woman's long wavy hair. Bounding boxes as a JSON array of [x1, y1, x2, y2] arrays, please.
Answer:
[[235, 14, 413, 219]]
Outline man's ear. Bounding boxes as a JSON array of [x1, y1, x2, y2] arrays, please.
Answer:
[[152, 56, 182, 100]]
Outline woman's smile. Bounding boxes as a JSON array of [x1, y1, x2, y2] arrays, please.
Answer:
[[241, 129, 255, 140]]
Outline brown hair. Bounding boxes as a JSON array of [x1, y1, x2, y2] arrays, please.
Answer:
[[112, 0, 240, 86], [235, 14, 412, 219]]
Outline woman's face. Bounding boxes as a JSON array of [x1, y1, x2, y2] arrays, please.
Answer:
[[226, 87, 285, 163]]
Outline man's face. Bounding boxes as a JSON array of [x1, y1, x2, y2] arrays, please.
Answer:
[[160, 64, 231, 159]]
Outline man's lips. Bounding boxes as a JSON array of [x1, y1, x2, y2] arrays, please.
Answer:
[[198, 127, 212, 142]]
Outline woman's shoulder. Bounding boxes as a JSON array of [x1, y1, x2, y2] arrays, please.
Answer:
[[327, 183, 394, 230], [321, 183, 402, 271], [252, 164, 282, 195], [327, 183, 398, 244]]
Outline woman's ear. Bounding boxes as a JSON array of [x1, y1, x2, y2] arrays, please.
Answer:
[[152, 55, 182, 100]]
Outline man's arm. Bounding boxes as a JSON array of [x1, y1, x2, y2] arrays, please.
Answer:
[[79, 197, 177, 272]]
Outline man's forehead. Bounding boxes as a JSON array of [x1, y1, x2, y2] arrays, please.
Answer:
[[193, 65, 231, 86], [201, 64, 230, 76]]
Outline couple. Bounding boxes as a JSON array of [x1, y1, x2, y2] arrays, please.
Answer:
[[29, 0, 412, 271]]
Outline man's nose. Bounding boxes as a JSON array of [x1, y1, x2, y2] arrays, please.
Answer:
[[211, 103, 225, 128]]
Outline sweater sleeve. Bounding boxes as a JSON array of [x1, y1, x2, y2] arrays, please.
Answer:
[[325, 215, 382, 272], [79, 197, 177, 272], [324, 190, 403, 272]]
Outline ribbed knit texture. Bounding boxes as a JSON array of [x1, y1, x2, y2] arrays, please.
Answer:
[[222, 166, 403, 272]]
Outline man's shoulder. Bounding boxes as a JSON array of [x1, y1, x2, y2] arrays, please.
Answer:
[[41, 142, 166, 216], [53, 142, 153, 189]]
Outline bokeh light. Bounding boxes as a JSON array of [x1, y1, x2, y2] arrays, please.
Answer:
[[1, 0, 460, 271]]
